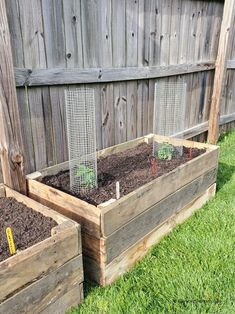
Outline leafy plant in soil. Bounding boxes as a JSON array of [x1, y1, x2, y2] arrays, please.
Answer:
[[76, 164, 96, 188], [157, 143, 174, 160]]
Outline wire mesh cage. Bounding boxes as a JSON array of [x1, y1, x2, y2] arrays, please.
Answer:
[[65, 87, 97, 195], [153, 80, 187, 159]]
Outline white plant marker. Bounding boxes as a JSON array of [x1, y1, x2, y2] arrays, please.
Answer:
[[116, 181, 120, 200]]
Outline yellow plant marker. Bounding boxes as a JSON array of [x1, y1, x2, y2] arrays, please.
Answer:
[[6, 227, 16, 255]]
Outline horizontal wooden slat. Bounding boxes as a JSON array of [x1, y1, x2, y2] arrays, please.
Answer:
[[15, 61, 215, 86], [0, 185, 82, 302], [104, 184, 216, 285], [175, 122, 209, 139], [0, 255, 83, 314], [175, 112, 235, 139], [40, 283, 83, 314], [0, 223, 79, 303], [227, 59, 235, 69], [101, 147, 219, 237], [27, 179, 101, 238], [219, 112, 235, 125], [98, 135, 148, 158], [105, 168, 217, 264]]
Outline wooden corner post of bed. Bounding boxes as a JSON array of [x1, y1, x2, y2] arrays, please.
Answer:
[[0, 0, 26, 194]]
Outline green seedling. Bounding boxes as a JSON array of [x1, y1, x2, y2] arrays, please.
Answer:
[[76, 164, 96, 188], [157, 143, 174, 160]]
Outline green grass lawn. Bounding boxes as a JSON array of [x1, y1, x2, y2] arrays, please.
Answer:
[[71, 130, 235, 314]]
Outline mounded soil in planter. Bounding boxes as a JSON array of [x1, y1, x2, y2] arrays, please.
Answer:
[[0, 197, 57, 262], [42, 143, 206, 206]]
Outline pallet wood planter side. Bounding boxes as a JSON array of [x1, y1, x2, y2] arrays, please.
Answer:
[[27, 134, 219, 285], [103, 184, 216, 285], [0, 185, 83, 313]]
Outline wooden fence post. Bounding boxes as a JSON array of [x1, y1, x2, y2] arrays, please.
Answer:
[[0, 0, 26, 194], [207, 0, 235, 144]]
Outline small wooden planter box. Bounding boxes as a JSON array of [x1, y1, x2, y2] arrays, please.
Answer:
[[27, 134, 219, 286], [0, 185, 83, 314]]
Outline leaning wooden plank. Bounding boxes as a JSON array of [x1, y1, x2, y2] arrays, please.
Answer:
[[208, 0, 235, 144], [27, 179, 101, 238], [101, 148, 219, 236], [0, 255, 83, 314], [105, 168, 217, 264], [104, 184, 216, 285], [0, 222, 79, 303], [40, 283, 83, 314]]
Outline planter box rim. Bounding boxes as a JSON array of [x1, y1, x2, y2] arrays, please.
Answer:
[[26, 134, 219, 210], [0, 184, 82, 304]]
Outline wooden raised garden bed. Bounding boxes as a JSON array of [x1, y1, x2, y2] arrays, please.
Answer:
[[27, 134, 219, 286], [0, 184, 83, 314]]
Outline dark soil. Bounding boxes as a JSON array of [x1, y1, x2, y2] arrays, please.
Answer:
[[0, 197, 57, 262], [42, 143, 206, 206]]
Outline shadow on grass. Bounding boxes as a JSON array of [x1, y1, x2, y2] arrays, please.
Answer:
[[216, 162, 235, 191], [83, 279, 99, 298]]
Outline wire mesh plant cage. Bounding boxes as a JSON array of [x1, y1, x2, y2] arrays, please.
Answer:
[[65, 86, 97, 195], [153, 79, 187, 160]]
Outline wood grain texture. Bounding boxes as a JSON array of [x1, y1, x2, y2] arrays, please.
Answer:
[[227, 59, 235, 68], [40, 283, 83, 314], [0, 0, 26, 193], [0, 184, 5, 197], [14, 62, 215, 86], [0, 255, 83, 314], [3, 0, 226, 176], [208, 0, 235, 143], [0, 185, 82, 303], [103, 184, 216, 285], [27, 179, 101, 238], [100, 136, 219, 236], [105, 168, 217, 264], [26, 134, 219, 285]]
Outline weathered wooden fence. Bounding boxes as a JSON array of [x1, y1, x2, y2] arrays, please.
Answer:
[[222, 7, 235, 127], [1, 0, 235, 179]]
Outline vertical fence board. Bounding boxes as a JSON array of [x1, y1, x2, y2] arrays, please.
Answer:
[[0, 0, 230, 179], [63, 0, 83, 68]]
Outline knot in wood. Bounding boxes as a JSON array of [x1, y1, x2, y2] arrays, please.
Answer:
[[12, 153, 23, 164]]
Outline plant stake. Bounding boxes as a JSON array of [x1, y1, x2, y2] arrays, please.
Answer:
[[189, 147, 193, 160], [116, 181, 120, 200], [6, 227, 16, 255], [150, 156, 157, 176]]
